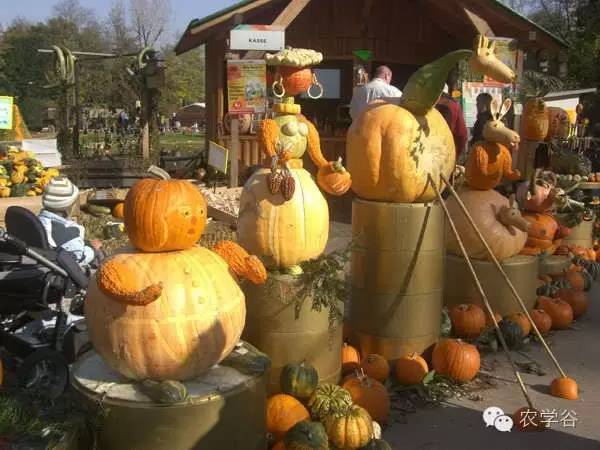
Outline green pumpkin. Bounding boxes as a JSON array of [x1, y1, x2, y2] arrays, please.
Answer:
[[359, 439, 393, 450], [272, 114, 308, 159], [284, 420, 329, 450], [307, 384, 353, 421], [536, 283, 558, 297], [280, 362, 319, 400], [498, 319, 524, 350]]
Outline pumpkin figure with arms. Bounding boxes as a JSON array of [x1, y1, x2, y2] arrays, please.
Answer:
[[347, 35, 516, 202], [85, 167, 267, 381]]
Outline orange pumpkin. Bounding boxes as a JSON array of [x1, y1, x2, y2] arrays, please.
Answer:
[[124, 173, 207, 252], [316, 157, 352, 196], [505, 313, 531, 337], [112, 202, 125, 219], [550, 377, 578, 400], [395, 353, 429, 385], [341, 374, 390, 423], [432, 339, 480, 383], [360, 354, 390, 383], [450, 304, 486, 339], [521, 98, 549, 141], [537, 297, 573, 330], [563, 272, 587, 291], [521, 212, 560, 254], [485, 311, 502, 327], [530, 309, 552, 335], [546, 107, 570, 141], [279, 66, 313, 96], [556, 289, 588, 318], [342, 343, 361, 374], [266, 394, 310, 441]]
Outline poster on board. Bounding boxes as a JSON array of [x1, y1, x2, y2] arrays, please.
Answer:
[[0, 96, 14, 130], [462, 82, 508, 128], [227, 60, 267, 114]]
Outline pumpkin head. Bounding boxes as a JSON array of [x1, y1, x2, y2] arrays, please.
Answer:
[[550, 376, 578, 400], [505, 312, 531, 337], [280, 362, 319, 400], [395, 353, 429, 385], [307, 384, 353, 421], [279, 66, 313, 96], [537, 296, 573, 329], [431, 338, 480, 383], [85, 246, 246, 380], [360, 354, 390, 383], [342, 343, 361, 374], [112, 202, 125, 219], [341, 371, 390, 423], [530, 309, 552, 335], [521, 98, 549, 141], [267, 394, 311, 441], [556, 288, 588, 318], [450, 303, 486, 339], [283, 420, 329, 450], [124, 169, 207, 252], [513, 407, 546, 432], [323, 405, 373, 450]]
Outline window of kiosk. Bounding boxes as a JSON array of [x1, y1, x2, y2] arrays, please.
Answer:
[[300, 69, 341, 99]]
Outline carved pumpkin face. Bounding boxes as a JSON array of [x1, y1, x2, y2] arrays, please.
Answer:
[[124, 178, 207, 252]]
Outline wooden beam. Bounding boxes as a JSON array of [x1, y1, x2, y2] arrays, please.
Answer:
[[244, 0, 312, 59], [190, 0, 273, 35], [361, 0, 374, 37], [463, 6, 495, 37]]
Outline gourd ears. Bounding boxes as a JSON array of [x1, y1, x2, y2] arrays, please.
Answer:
[[490, 98, 512, 121], [296, 114, 328, 169]]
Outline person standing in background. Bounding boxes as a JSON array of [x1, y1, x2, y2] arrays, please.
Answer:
[[470, 92, 493, 146], [349, 65, 402, 121], [435, 68, 468, 161]]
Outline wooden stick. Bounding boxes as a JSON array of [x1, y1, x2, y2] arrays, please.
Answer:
[[440, 173, 568, 379], [428, 175, 535, 409]]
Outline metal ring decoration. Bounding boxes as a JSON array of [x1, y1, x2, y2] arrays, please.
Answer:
[[307, 73, 323, 99], [272, 75, 285, 98]]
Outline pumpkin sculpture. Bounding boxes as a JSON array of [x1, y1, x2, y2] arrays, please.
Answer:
[[520, 212, 567, 256], [347, 35, 515, 203], [546, 107, 570, 141], [521, 97, 549, 141], [85, 168, 267, 381]]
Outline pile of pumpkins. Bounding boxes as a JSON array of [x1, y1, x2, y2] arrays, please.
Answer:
[[0, 147, 59, 198]]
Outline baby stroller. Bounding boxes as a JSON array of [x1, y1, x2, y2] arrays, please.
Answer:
[[0, 206, 89, 399]]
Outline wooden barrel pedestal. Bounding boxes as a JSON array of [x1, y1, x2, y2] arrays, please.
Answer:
[[539, 255, 570, 276], [562, 217, 594, 248], [445, 254, 538, 316], [71, 342, 268, 450], [243, 273, 342, 394], [350, 199, 445, 361]]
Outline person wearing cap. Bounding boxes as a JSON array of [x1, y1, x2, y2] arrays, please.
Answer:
[[38, 176, 100, 267]]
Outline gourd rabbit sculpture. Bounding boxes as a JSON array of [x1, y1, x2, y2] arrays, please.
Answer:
[[465, 98, 521, 190], [347, 35, 516, 202], [85, 167, 267, 381]]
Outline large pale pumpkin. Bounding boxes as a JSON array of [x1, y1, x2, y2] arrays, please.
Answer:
[[85, 246, 246, 380], [346, 101, 455, 203], [238, 168, 329, 269], [446, 188, 527, 260]]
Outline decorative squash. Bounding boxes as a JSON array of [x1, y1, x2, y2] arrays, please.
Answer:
[[556, 289, 588, 318], [446, 189, 528, 261], [212, 240, 268, 285], [279, 66, 313, 96], [521, 98, 549, 141], [360, 354, 390, 383], [395, 353, 428, 385], [341, 373, 391, 423], [342, 343, 361, 374], [112, 202, 125, 219], [316, 157, 352, 196], [530, 309, 552, 335], [465, 142, 520, 191], [267, 394, 311, 441], [323, 405, 373, 450], [280, 362, 319, 400], [537, 296, 573, 330], [550, 376, 578, 400], [283, 420, 329, 450], [431, 338, 480, 383], [505, 313, 531, 337], [521, 212, 561, 255], [450, 303, 486, 339], [85, 246, 246, 380], [498, 319, 524, 349], [307, 384, 353, 421], [485, 311, 502, 327], [124, 170, 207, 252], [546, 107, 570, 141], [359, 439, 393, 450], [513, 407, 546, 432]]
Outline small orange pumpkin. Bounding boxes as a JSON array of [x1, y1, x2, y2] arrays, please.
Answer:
[[505, 313, 531, 337], [550, 376, 578, 400], [266, 394, 310, 441], [530, 309, 552, 335], [341, 343, 361, 374], [450, 303, 486, 339], [537, 297, 573, 330], [556, 289, 588, 318], [395, 353, 429, 385], [360, 354, 390, 383], [316, 157, 352, 196], [341, 372, 390, 423], [112, 202, 125, 219], [564, 272, 586, 291], [432, 339, 480, 383]]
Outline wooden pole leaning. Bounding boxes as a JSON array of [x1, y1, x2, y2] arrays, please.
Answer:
[[428, 174, 534, 409], [439, 173, 567, 379]]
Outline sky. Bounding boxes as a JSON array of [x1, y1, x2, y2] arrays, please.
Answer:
[[0, 0, 240, 37]]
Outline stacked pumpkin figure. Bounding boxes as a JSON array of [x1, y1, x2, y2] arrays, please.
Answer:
[[85, 168, 267, 382]]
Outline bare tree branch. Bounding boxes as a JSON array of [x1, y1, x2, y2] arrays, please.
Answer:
[[129, 0, 172, 48]]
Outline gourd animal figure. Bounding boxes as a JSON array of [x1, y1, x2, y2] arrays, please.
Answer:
[[85, 168, 267, 381], [238, 98, 351, 271], [347, 35, 516, 202], [465, 98, 521, 190], [520, 212, 569, 256]]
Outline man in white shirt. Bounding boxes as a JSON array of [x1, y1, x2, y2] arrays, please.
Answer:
[[349, 65, 403, 121]]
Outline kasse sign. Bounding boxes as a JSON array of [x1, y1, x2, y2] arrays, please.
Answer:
[[230, 25, 285, 51]]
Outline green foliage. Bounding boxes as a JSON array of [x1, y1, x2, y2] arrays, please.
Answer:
[[159, 46, 206, 114]]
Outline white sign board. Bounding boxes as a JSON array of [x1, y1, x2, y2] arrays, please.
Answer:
[[21, 139, 62, 167], [208, 141, 229, 173], [230, 24, 285, 51]]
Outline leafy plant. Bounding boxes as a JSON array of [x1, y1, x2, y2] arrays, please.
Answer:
[[519, 70, 563, 100]]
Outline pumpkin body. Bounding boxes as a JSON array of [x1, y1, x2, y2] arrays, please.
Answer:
[[284, 420, 329, 450], [556, 289, 588, 318], [238, 168, 329, 269], [521, 98, 549, 141], [465, 142, 519, 190], [446, 188, 528, 260], [341, 376, 390, 423], [522, 212, 560, 254], [537, 297, 573, 329], [124, 178, 207, 252], [280, 362, 319, 400], [360, 354, 390, 383], [550, 377, 578, 400], [450, 303, 486, 339], [112, 202, 125, 219], [505, 313, 531, 337], [280, 67, 313, 96], [307, 384, 353, 421], [432, 339, 480, 383], [395, 353, 428, 385], [346, 101, 455, 203], [342, 343, 361, 374], [323, 406, 373, 450], [267, 394, 311, 441], [85, 246, 245, 380], [546, 107, 569, 141], [530, 309, 552, 335]]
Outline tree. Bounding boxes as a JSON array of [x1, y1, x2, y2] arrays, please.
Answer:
[[52, 0, 96, 30], [107, 0, 136, 53], [129, 0, 172, 48], [159, 46, 205, 114]]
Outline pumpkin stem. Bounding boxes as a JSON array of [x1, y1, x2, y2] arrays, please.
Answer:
[[147, 165, 171, 180]]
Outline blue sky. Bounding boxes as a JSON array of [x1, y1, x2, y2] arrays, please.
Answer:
[[0, 0, 240, 36]]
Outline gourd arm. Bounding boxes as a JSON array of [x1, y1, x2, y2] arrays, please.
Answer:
[[96, 259, 162, 306], [213, 240, 267, 285], [476, 148, 489, 176], [297, 114, 328, 169], [503, 153, 521, 180], [259, 119, 280, 158]]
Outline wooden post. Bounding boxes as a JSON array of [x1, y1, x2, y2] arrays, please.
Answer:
[[73, 61, 81, 157], [141, 90, 151, 160], [230, 117, 239, 187]]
